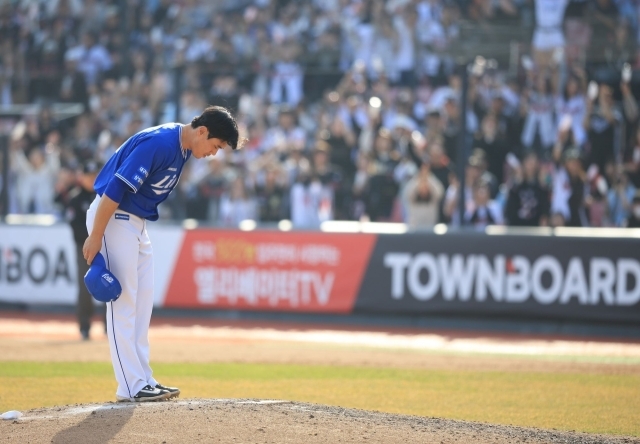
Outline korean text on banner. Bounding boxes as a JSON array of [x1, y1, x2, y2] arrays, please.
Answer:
[[163, 230, 376, 313]]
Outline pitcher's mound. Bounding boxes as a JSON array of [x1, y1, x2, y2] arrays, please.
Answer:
[[1, 399, 636, 444]]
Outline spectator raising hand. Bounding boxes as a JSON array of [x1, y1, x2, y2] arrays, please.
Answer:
[[11, 135, 61, 215], [403, 160, 444, 229]]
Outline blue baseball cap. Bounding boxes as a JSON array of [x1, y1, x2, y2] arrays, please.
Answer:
[[84, 253, 122, 303]]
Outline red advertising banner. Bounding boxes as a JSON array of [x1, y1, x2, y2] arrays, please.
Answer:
[[163, 230, 377, 313]]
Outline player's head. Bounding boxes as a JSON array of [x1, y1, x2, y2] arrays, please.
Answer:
[[189, 106, 240, 159]]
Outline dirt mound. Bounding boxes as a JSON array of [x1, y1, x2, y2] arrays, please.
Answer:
[[2, 399, 637, 444]]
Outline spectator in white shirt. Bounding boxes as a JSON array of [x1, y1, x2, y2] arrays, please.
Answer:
[[521, 73, 556, 153], [185, 27, 215, 63], [371, 16, 398, 82], [417, 1, 458, 86], [403, 158, 444, 228], [290, 168, 329, 228], [555, 68, 587, 147], [270, 41, 304, 106], [70, 32, 112, 87], [12, 141, 60, 215], [464, 180, 504, 230], [532, 0, 569, 71], [393, 7, 417, 87], [218, 177, 258, 226], [262, 109, 306, 155]]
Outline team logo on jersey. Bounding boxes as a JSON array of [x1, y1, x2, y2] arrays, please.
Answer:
[[138, 167, 149, 177], [151, 174, 178, 195]]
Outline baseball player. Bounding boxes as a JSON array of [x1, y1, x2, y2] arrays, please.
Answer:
[[83, 106, 239, 402]]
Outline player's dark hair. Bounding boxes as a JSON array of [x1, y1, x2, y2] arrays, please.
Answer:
[[191, 106, 241, 150]]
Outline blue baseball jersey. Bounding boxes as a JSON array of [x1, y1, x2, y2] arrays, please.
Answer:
[[94, 123, 191, 221]]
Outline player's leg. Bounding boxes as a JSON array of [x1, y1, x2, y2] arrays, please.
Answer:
[[100, 216, 150, 400], [135, 225, 155, 387], [135, 225, 180, 398]]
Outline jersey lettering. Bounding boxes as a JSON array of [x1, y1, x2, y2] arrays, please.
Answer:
[[151, 174, 177, 195], [153, 175, 171, 187]]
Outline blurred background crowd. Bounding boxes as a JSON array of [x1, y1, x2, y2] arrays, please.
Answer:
[[3, 0, 640, 229]]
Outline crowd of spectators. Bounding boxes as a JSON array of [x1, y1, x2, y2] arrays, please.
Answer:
[[4, 0, 640, 229]]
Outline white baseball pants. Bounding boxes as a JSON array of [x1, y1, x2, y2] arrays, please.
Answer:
[[87, 195, 157, 399]]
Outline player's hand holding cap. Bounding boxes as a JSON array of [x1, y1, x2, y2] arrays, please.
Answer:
[[84, 253, 122, 302]]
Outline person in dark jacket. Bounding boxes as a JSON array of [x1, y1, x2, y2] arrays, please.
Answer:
[[505, 152, 550, 226], [64, 161, 103, 340]]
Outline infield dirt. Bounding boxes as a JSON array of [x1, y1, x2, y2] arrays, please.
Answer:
[[1, 312, 640, 374]]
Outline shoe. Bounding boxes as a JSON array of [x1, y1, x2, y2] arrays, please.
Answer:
[[155, 383, 180, 399], [80, 329, 89, 341], [116, 385, 171, 402]]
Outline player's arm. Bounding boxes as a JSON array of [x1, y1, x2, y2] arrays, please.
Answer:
[[84, 137, 165, 264], [82, 178, 128, 265]]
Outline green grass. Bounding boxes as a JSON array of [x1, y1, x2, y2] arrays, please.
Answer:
[[0, 362, 638, 437]]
